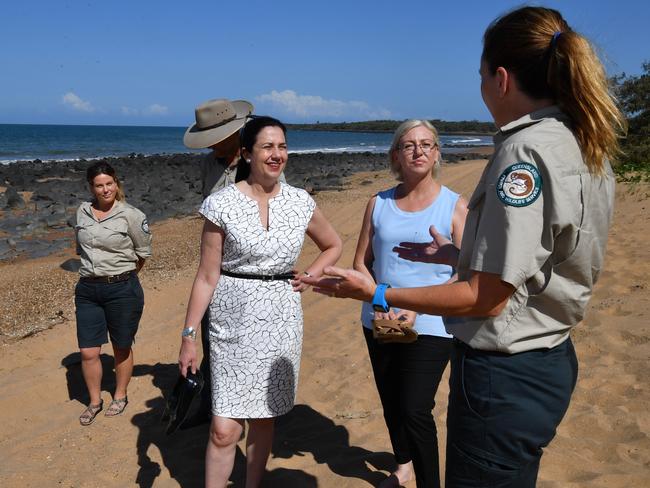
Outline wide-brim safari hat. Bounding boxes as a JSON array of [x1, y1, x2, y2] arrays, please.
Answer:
[[183, 99, 253, 149]]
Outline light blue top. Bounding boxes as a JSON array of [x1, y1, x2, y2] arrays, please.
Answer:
[[361, 185, 459, 337]]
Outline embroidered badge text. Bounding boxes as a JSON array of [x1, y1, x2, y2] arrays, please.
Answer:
[[496, 163, 542, 207]]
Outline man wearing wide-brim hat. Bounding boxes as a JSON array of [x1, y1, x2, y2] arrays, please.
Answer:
[[185, 98, 287, 198], [184, 98, 255, 198]]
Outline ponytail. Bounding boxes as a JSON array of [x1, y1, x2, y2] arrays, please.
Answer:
[[483, 7, 627, 174], [547, 30, 627, 173]]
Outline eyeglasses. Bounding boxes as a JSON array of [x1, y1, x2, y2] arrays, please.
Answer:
[[399, 141, 438, 154]]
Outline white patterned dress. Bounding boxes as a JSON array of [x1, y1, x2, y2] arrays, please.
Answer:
[[199, 183, 316, 418]]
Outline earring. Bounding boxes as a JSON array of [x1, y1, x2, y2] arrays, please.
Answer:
[[246, 159, 251, 163]]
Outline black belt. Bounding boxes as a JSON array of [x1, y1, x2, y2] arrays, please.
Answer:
[[220, 269, 294, 281], [80, 271, 135, 284]]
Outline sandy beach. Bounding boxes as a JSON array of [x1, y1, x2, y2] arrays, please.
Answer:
[[1, 157, 649, 487]]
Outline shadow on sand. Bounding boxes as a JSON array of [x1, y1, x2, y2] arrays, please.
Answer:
[[61, 357, 393, 487], [61, 352, 118, 404], [270, 404, 394, 486]]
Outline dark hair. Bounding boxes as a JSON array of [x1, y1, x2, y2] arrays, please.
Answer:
[[482, 6, 626, 173], [236, 116, 287, 182], [86, 161, 125, 200]]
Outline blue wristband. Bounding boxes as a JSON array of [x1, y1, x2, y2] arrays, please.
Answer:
[[372, 283, 391, 313]]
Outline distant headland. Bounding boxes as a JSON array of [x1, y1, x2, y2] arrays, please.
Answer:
[[286, 119, 496, 135]]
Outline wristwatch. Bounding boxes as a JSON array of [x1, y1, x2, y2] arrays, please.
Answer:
[[372, 283, 391, 313], [181, 326, 197, 341]]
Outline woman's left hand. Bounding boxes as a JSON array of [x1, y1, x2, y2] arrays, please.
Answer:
[[291, 270, 311, 293], [393, 225, 459, 266]]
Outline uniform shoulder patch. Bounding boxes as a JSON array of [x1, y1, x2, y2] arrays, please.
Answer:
[[141, 218, 150, 234], [496, 162, 542, 207]]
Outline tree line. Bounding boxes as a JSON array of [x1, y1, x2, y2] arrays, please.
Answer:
[[286, 119, 496, 134], [613, 61, 650, 181], [286, 62, 648, 181]]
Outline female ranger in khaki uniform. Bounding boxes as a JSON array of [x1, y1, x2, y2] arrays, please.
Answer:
[[75, 161, 152, 425], [302, 6, 626, 486]]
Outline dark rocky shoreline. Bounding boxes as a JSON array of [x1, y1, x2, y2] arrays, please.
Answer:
[[0, 150, 487, 261]]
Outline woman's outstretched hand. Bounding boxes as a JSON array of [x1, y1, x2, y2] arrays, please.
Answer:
[[301, 266, 376, 302], [392, 225, 460, 267]]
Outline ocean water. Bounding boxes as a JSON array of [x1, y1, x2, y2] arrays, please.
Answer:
[[0, 124, 492, 164]]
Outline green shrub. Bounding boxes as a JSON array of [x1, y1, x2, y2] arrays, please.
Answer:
[[613, 62, 650, 182]]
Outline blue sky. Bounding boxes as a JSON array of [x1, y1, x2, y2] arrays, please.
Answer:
[[1, 0, 648, 126]]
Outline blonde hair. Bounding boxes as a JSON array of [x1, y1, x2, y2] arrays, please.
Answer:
[[482, 6, 627, 174], [389, 119, 441, 181]]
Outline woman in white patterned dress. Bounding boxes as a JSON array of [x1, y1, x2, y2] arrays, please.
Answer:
[[178, 116, 342, 487]]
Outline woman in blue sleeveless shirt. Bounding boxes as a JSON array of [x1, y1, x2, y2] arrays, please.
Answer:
[[353, 120, 467, 488]]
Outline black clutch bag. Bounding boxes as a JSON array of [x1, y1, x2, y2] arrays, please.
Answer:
[[161, 369, 204, 435]]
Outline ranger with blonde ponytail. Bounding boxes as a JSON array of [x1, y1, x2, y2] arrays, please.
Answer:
[[300, 6, 625, 487], [437, 7, 626, 485]]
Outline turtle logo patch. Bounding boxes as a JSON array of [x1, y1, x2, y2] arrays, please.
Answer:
[[496, 163, 542, 207], [141, 219, 150, 234]]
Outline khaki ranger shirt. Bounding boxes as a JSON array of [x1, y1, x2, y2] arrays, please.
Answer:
[[445, 106, 615, 353], [75, 200, 153, 278], [201, 155, 238, 198]]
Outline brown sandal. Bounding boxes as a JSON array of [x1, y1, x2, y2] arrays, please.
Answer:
[[79, 400, 103, 426], [105, 396, 128, 417]]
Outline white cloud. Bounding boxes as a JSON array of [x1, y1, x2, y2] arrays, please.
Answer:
[[144, 103, 168, 115], [121, 106, 139, 116], [256, 90, 391, 120], [62, 92, 94, 112], [60, 96, 169, 118]]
